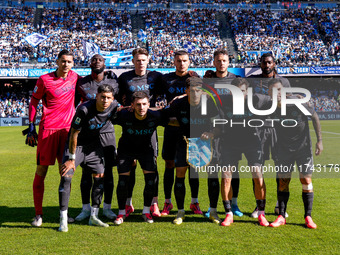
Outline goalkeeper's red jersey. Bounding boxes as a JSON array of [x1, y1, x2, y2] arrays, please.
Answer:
[[32, 70, 79, 130]]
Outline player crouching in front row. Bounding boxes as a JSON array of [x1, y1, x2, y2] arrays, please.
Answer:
[[58, 85, 119, 232]]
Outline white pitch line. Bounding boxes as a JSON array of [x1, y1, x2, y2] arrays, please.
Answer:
[[310, 129, 340, 136]]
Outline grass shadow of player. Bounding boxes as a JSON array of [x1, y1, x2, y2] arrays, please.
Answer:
[[0, 206, 82, 228]]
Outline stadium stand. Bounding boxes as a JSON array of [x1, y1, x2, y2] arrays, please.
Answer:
[[143, 9, 225, 67], [0, 4, 339, 68]]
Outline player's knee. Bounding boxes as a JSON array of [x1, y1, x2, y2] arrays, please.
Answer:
[[117, 175, 129, 188], [36, 165, 48, 176], [59, 176, 72, 193], [144, 173, 156, 188], [165, 160, 175, 168]]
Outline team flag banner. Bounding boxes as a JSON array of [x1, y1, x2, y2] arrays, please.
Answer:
[[186, 137, 213, 168], [82, 41, 100, 59], [137, 29, 147, 42], [101, 48, 134, 67], [24, 33, 49, 47]]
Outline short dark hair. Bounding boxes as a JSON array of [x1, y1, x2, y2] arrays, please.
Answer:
[[58, 49, 73, 59], [97, 84, 114, 94], [174, 50, 189, 58], [268, 78, 282, 88], [260, 53, 275, 63], [213, 49, 229, 58], [185, 77, 203, 88], [132, 91, 149, 102], [132, 48, 149, 57], [231, 77, 249, 89]]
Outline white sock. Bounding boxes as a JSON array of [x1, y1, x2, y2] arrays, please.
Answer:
[[60, 210, 68, 218], [232, 197, 238, 205], [142, 206, 150, 214], [83, 203, 91, 211], [226, 211, 233, 216], [91, 207, 99, 217], [152, 197, 158, 205], [126, 198, 132, 206], [191, 198, 198, 204], [165, 198, 171, 204], [103, 203, 111, 210], [258, 210, 265, 216], [118, 209, 126, 216]]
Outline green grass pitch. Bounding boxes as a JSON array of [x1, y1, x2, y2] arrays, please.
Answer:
[[0, 122, 339, 254]]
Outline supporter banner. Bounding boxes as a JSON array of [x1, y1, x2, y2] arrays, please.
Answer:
[[22, 117, 41, 126], [28, 68, 91, 77], [277, 67, 310, 75], [0, 69, 29, 77], [28, 69, 54, 77], [310, 66, 340, 75], [0, 118, 22, 126], [316, 112, 340, 120], [101, 49, 134, 67], [247, 67, 310, 76], [24, 33, 49, 47]]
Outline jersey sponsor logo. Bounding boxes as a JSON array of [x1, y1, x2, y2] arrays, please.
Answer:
[[168, 87, 186, 94], [127, 128, 154, 135], [190, 118, 207, 125], [33, 85, 38, 93], [75, 117, 81, 125], [54, 82, 75, 96]]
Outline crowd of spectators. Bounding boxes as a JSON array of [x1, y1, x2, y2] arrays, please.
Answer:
[[1, 6, 340, 68], [317, 8, 340, 61], [0, 7, 35, 67], [228, 8, 337, 67], [143, 9, 225, 67], [37, 7, 135, 67], [0, 84, 43, 118]]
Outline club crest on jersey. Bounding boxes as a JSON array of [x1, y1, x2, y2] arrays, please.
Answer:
[[75, 117, 81, 125]]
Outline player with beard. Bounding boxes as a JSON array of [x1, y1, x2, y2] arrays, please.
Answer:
[[248, 53, 290, 218], [113, 91, 169, 225], [117, 48, 163, 218], [160, 50, 201, 216], [267, 79, 322, 229], [203, 49, 243, 218], [74, 54, 119, 222], [28, 50, 80, 227]]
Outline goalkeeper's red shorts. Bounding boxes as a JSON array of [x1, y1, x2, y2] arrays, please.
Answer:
[[36, 128, 69, 166]]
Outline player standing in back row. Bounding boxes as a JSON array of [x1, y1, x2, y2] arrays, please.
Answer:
[[27, 50, 79, 227], [118, 48, 163, 218], [74, 54, 119, 222], [160, 50, 202, 216]]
